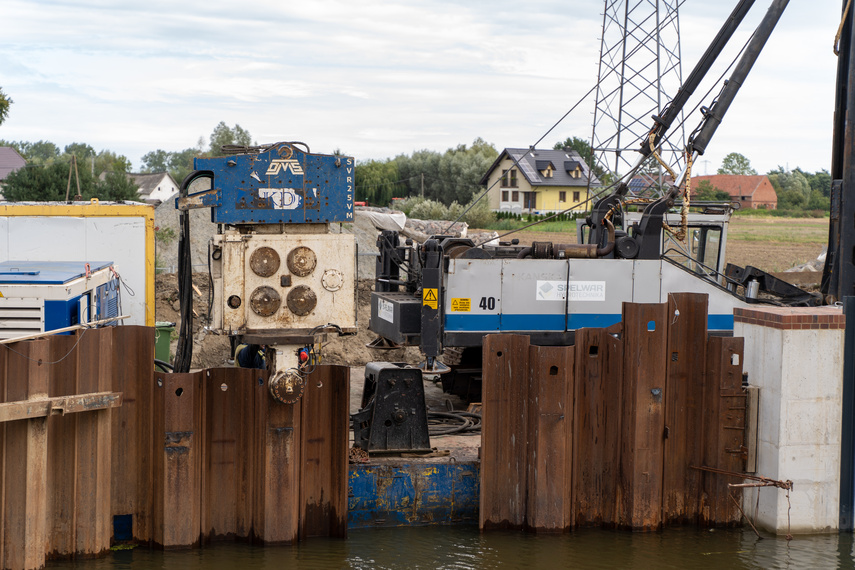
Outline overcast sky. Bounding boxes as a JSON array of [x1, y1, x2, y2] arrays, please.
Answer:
[[0, 1, 843, 176]]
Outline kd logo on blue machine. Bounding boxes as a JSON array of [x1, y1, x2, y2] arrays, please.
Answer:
[[259, 188, 303, 210], [265, 159, 304, 176]]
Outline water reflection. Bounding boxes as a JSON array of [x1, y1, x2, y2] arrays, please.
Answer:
[[50, 526, 854, 569]]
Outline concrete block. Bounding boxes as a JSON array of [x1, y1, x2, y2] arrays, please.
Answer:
[[736, 307, 845, 534]]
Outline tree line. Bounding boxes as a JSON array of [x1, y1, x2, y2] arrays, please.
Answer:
[[695, 151, 831, 212], [0, 114, 835, 216], [0, 122, 253, 202]]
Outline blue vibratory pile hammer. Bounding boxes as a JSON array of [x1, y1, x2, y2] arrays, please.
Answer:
[[174, 142, 357, 402]]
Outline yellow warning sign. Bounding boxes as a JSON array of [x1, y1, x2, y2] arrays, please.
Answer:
[[422, 288, 438, 309], [450, 298, 470, 312], [0, 291, 3, 298]]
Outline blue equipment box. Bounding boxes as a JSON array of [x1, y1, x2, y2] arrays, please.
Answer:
[[0, 261, 119, 338], [185, 143, 355, 225]]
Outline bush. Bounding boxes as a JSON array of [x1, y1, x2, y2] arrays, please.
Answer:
[[408, 199, 449, 220], [389, 196, 424, 216], [459, 196, 495, 229]]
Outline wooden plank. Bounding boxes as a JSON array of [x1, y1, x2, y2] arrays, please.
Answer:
[[252, 368, 300, 544], [572, 327, 623, 528], [73, 328, 114, 557], [152, 371, 203, 548], [700, 336, 745, 527], [0, 392, 121, 422], [662, 293, 708, 525], [619, 302, 669, 531], [202, 368, 255, 542], [525, 345, 574, 532], [3, 340, 49, 570], [479, 334, 530, 530], [299, 365, 349, 539], [111, 326, 155, 543]]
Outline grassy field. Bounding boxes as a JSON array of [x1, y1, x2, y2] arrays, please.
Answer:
[[725, 216, 827, 272], [480, 215, 829, 273]]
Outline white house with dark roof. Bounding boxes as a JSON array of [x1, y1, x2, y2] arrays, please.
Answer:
[[480, 148, 600, 214], [100, 171, 179, 204], [131, 172, 179, 204]]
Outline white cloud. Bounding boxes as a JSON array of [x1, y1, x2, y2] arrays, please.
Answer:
[[0, 0, 843, 175]]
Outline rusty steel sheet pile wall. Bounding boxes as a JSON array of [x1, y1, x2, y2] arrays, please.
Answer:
[[150, 365, 350, 548], [0, 325, 348, 570], [480, 294, 746, 532], [0, 327, 130, 570]]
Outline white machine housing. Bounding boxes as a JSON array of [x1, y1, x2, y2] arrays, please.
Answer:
[[210, 230, 357, 335]]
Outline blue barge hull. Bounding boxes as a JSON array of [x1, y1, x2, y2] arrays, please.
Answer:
[[348, 461, 480, 528]]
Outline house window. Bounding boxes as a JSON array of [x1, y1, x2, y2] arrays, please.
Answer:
[[523, 192, 536, 209], [559, 191, 566, 202], [512, 190, 519, 202], [573, 191, 580, 202], [502, 190, 509, 201], [501, 169, 519, 188]]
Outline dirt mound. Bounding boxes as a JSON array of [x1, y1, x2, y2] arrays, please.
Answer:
[[155, 273, 420, 369]]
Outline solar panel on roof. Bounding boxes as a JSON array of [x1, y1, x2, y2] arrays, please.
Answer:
[[513, 151, 540, 183]]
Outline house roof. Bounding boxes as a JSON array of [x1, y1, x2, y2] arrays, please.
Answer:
[[690, 174, 769, 198], [129, 172, 177, 197], [0, 147, 27, 181], [480, 148, 601, 187]]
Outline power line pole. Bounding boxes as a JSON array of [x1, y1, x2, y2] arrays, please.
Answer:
[[591, 0, 685, 195]]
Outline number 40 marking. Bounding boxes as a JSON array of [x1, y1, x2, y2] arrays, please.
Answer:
[[479, 296, 496, 311]]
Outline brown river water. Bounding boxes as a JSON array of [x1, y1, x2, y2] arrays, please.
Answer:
[[48, 525, 855, 569]]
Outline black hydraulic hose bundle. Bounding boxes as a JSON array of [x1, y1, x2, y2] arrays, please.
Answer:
[[172, 170, 212, 373], [173, 180, 194, 374], [427, 411, 482, 436]]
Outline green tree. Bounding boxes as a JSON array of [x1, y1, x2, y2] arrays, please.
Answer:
[[693, 179, 730, 201], [803, 168, 832, 198], [355, 158, 402, 205], [97, 171, 140, 201], [209, 122, 252, 154], [0, 87, 11, 126], [717, 152, 757, 175], [18, 140, 61, 165], [94, 149, 132, 174], [395, 138, 498, 206], [3, 161, 95, 201], [64, 142, 95, 160], [140, 149, 169, 172], [768, 168, 811, 209], [168, 148, 200, 183], [141, 147, 199, 183], [3, 159, 139, 202]]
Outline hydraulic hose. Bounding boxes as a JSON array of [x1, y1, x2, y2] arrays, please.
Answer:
[[173, 170, 214, 373]]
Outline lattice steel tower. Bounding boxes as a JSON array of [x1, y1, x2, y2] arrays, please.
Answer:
[[591, 0, 685, 192]]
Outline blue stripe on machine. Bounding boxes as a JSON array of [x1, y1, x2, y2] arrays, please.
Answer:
[[445, 312, 736, 332], [444, 314, 500, 331], [501, 314, 565, 330]]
